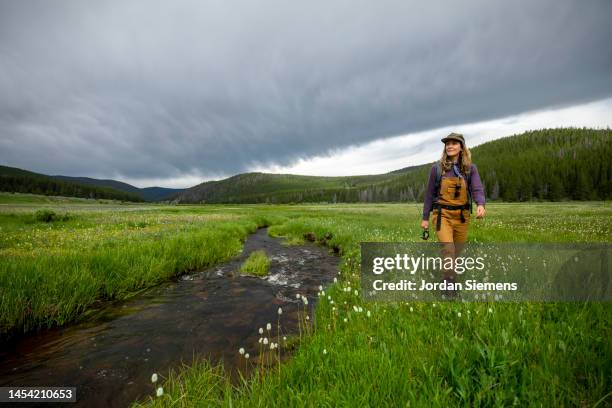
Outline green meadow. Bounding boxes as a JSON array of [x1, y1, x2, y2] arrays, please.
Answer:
[[0, 194, 610, 406]]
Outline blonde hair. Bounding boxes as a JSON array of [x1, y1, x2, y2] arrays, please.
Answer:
[[440, 142, 472, 174]]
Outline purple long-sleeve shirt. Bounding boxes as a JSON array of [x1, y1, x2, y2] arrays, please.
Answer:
[[422, 163, 486, 220]]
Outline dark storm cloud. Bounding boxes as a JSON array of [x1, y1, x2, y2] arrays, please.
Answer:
[[0, 0, 611, 185]]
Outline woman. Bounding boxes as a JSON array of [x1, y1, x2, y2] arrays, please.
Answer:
[[421, 132, 486, 241], [421, 132, 486, 285]]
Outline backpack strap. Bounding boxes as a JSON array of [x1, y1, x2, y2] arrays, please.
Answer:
[[466, 164, 473, 213], [433, 162, 443, 231], [433, 162, 443, 203]]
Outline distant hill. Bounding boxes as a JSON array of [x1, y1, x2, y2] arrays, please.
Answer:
[[139, 187, 184, 202], [175, 128, 611, 203], [0, 166, 145, 202], [52, 175, 182, 201]]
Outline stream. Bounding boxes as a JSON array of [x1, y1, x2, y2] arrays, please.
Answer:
[[0, 228, 340, 407]]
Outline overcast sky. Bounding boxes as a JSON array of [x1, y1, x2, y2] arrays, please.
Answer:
[[1, 0, 611, 188]]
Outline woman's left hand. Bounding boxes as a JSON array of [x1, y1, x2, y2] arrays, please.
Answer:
[[476, 205, 486, 219]]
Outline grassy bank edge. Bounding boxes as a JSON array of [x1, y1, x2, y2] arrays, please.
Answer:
[[0, 213, 285, 341]]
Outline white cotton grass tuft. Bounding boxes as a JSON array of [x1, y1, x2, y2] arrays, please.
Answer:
[[151, 373, 158, 383], [278, 307, 283, 315], [366, 310, 371, 317], [244, 353, 250, 359], [266, 323, 272, 331], [263, 337, 269, 345], [323, 348, 327, 355], [259, 327, 263, 334], [156, 387, 164, 397], [296, 293, 301, 299], [239, 347, 245, 355], [457, 312, 462, 318], [302, 297, 309, 305]]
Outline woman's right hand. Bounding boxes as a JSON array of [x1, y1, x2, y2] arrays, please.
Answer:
[[421, 220, 429, 230]]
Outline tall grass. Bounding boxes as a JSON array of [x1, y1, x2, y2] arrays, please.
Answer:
[[0, 206, 283, 338], [134, 201, 610, 407], [240, 250, 271, 277]]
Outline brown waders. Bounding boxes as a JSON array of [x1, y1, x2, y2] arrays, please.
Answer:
[[432, 176, 471, 282]]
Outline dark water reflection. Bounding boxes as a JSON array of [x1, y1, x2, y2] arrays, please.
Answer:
[[0, 228, 339, 407]]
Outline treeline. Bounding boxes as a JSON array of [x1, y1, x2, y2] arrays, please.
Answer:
[[180, 127, 611, 204], [353, 127, 611, 203], [473, 128, 611, 201], [0, 167, 144, 202]]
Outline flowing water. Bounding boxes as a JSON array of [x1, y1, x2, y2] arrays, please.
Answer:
[[0, 228, 340, 407]]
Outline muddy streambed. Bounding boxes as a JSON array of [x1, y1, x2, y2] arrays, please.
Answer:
[[0, 228, 340, 407]]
